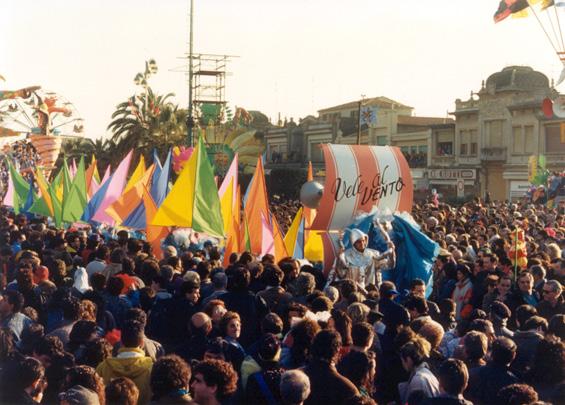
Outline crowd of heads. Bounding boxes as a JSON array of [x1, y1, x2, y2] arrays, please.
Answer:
[[0, 196, 562, 404], [0, 140, 42, 191]]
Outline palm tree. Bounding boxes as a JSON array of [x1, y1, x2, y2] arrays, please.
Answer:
[[58, 137, 124, 173], [58, 137, 96, 167], [107, 60, 187, 161]]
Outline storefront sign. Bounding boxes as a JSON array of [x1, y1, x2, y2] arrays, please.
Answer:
[[510, 181, 530, 200], [428, 168, 476, 180]]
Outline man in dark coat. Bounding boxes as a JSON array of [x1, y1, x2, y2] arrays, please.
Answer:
[[219, 267, 268, 349], [536, 279, 564, 322], [169, 280, 201, 346], [507, 272, 538, 324], [511, 316, 545, 378], [378, 281, 410, 355], [302, 330, 359, 405], [466, 337, 519, 405], [174, 312, 212, 364], [257, 265, 292, 316]]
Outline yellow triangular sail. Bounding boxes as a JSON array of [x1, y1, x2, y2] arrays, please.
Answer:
[[36, 168, 54, 216], [220, 179, 234, 234], [124, 155, 146, 193], [284, 207, 303, 256], [152, 145, 198, 226]]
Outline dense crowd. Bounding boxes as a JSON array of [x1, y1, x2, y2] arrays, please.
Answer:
[[0, 140, 42, 194], [0, 197, 563, 405], [401, 152, 427, 169], [269, 198, 301, 234]]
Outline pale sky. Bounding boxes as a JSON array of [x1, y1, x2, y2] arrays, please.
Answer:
[[3, 0, 563, 140]]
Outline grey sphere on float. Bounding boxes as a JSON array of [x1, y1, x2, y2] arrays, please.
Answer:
[[300, 181, 324, 208]]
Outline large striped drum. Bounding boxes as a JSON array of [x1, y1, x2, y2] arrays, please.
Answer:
[[28, 135, 62, 176], [311, 144, 413, 231]]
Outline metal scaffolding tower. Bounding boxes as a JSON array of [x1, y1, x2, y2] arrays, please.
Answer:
[[180, 0, 237, 146]]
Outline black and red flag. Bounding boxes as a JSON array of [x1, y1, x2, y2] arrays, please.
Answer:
[[493, 0, 530, 23]]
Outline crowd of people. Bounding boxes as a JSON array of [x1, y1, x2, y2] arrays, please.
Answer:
[[269, 198, 301, 234], [0, 140, 42, 194], [401, 152, 427, 169], [0, 196, 563, 405]]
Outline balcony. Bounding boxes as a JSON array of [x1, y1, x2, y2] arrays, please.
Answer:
[[430, 155, 455, 167], [481, 147, 506, 161], [402, 152, 427, 168]]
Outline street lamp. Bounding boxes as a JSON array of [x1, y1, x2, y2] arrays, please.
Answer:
[[187, 0, 195, 147]]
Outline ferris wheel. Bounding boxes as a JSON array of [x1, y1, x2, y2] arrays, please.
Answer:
[[0, 85, 85, 173], [0, 87, 84, 138]]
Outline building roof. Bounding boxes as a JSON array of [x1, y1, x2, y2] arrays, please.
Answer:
[[318, 96, 412, 113], [397, 115, 454, 126], [484, 66, 550, 94]]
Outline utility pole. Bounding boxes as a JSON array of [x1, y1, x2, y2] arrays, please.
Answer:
[[186, 0, 195, 147], [356, 94, 366, 145]]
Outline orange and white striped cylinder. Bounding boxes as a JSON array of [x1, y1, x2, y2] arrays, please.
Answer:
[[28, 135, 62, 176], [311, 144, 414, 231]]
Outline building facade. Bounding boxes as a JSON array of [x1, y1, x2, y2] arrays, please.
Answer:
[[264, 97, 449, 182], [262, 66, 565, 201], [430, 65, 564, 201]]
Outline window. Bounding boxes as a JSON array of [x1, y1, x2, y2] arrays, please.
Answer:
[[410, 145, 418, 154], [545, 125, 565, 153], [437, 142, 453, 156], [460, 144, 468, 155], [418, 145, 428, 154], [377, 136, 388, 146], [524, 125, 536, 153], [460, 130, 469, 155], [436, 131, 454, 156], [470, 129, 478, 155], [486, 120, 503, 147], [512, 126, 523, 154], [400, 146, 409, 153], [512, 125, 537, 154]]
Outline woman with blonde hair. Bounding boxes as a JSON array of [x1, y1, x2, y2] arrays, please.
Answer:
[[347, 302, 370, 324], [546, 243, 562, 260]]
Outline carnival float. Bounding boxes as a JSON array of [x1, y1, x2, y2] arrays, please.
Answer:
[[0, 81, 84, 177]]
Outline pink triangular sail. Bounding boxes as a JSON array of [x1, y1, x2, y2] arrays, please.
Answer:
[[92, 151, 133, 224], [218, 154, 238, 203], [2, 170, 14, 207], [69, 158, 77, 179], [261, 212, 275, 257]]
